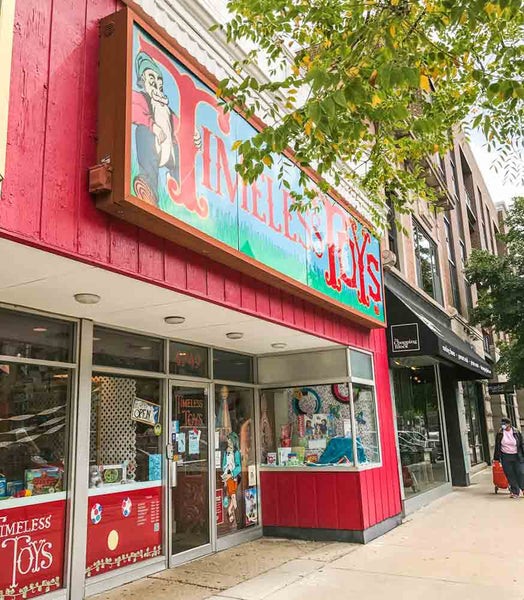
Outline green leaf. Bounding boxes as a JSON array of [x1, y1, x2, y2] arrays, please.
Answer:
[[321, 97, 336, 119]]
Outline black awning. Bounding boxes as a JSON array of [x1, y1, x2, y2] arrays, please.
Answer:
[[386, 287, 493, 380]]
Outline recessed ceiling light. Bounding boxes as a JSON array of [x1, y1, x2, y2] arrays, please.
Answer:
[[164, 316, 185, 325], [93, 337, 101, 342], [33, 327, 47, 333], [178, 352, 187, 356], [271, 342, 287, 349], [140, 346, 152, 351], [226, 332, 243, 340], [74, 293, 101, 305]]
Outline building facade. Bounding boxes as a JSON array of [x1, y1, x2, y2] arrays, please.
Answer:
[[383, 131, 518, 513], [0, 2, 402, 600]]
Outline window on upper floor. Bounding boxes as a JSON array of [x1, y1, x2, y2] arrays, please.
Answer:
[[386, 191, 399, 269], [413, 219, 443, 304], [444, 217, 461, 311]]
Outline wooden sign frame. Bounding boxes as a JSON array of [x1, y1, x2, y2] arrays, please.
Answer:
[[95, 7, 385, 328]]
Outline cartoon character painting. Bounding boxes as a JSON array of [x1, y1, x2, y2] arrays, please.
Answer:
[[222, 432, 242, 524], [132, 51, 200, 206]]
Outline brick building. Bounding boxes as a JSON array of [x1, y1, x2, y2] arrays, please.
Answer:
[[384, 129, 517, 513]]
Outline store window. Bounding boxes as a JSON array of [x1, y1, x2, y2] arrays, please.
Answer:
[[169, 341, 208, 378], [413, 219, 443, 304], [462, 382, 485, 466], [215, 385, 257, 535], [213, 350, 253, 383], [0, 310, 75, 600], [93, 327, 164, 372], [393, 365, 448, 500], [260, 350, 380, 467], [86, 373, 163, 578], [0, 307, 74, 363]]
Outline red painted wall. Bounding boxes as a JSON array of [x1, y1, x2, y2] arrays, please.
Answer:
[[2, 1, 401, 527], [1, 0, 380, 348], [260, 335, 402, 531]]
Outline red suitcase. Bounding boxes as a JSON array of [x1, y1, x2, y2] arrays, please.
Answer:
[[493, 461, 509, 493]]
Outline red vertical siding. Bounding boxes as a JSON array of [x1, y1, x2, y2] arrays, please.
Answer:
[[2, 0, 390, 351], [3, 0, 401, 534]]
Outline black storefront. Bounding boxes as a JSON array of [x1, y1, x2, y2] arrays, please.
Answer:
[[386, 273, 492, 510]]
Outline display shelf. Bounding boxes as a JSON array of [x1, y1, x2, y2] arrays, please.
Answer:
[[0, 491, 67, 510], [88, 480, 162, 497], [259, 462, 380, 472]]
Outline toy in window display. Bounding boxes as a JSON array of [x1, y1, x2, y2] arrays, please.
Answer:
[[280, 423, 292, 447], [260, 395, 274, 463], [221, 432, 242, 524], [216, 385, 232, 445]]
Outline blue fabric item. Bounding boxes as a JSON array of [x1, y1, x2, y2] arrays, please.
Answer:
[[222, 449, 242, 478], [316, 437, 367, 465]]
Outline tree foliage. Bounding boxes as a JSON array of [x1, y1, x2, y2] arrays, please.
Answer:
[[465, 197, 524, 386], [213, 0, 524, 225]]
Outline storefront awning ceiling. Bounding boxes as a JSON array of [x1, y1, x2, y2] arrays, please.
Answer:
[[386, 287, 493, 380], [0, 238, 340, 356]]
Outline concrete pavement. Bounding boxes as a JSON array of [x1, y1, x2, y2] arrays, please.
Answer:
[[95, 469, 524, 600]]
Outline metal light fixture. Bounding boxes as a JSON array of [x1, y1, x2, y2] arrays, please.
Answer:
[[271, 342, 287, 349], [226, 332, 243, 340], [74, 293, 101, 305], [164, 316, 185, 325]]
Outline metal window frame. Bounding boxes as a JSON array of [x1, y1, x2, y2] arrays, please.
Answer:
[[0, 302, 80, 600], [81, 325, 262, 593], [0, 307, 382, 599], [258, 345, 382, 470]]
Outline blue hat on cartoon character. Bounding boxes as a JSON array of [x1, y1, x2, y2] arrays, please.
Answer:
[[135, 51, 162, 86]]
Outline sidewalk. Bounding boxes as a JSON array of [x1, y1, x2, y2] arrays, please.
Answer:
[[95, 469, 524, 600]]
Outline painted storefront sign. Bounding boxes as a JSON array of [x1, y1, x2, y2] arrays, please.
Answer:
[[85, 485, 162, 577], [0, 498, 66, 599], [95, 10, 385, 326], [129, 25, 383, 322]]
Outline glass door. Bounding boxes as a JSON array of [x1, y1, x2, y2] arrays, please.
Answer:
[[169, 381, 212, 562]]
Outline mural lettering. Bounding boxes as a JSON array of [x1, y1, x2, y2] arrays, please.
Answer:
[[130, 26, 384, 322]]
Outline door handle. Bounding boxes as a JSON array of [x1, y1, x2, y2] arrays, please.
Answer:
[[170, 460, 177, 488], [166, 442, 174, 460]]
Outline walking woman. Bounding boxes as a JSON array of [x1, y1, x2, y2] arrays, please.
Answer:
[[494, 418, 524, 498]]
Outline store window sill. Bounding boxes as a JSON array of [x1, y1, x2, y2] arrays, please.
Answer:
[[259, 463, 382, 473], [88, 480, 162, 496], [0, 491, 67, 509]]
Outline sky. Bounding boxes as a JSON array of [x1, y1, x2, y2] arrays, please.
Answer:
[[469, 129, 524, 208]]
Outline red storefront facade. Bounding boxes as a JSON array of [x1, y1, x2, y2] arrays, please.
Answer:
[[0, 2, 401, 599]]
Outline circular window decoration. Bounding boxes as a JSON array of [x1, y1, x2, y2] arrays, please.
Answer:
[[332, 384, 350, 404], [90, 503, 103, 525], [107, 529, 119, 551], [121, 497, 132, 517], [292, 387, 322, 415]]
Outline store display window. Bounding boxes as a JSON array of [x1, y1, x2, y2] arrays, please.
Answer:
[[93, 327, 164, 372], [86, 374, 163, 577], [260, 350, 380, 468], [0, 307, 74, 363], [0, 310, 75, 600], [215, 385, 257, 535], [393, 365, 448, 499], [213, 350, 253, 383], [169, 341, 209, 378]]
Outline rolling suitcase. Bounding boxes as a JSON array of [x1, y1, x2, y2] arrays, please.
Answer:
[[492, 460, 509, 493]]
